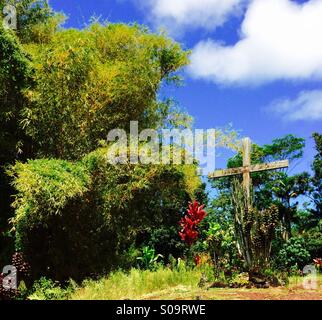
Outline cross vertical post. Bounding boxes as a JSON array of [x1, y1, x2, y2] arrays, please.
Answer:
[[242, 138, 251, 199]]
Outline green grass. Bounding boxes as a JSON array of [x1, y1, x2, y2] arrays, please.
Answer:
[[28, 267, 322, 300], [70, 267, 322, 300], [71, 267, 205, 300]]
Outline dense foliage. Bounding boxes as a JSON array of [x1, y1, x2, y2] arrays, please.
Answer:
[[0, 26, 32, 263], [0, 0, 321, 299], [311, 133, 322, 220], [22, 24, 189, 160], [275, 237, 311, 271], [0, 0, 203, 287], [9, 146, 201, 281]]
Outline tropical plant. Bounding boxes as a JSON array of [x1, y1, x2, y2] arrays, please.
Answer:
[[0, 25, 33, 263], [302, 226, 322, 259], [204, 221, 240, 275], [179, 201, 207, 246], [137, 246, 163, 270], [231, 179, 279, 272]]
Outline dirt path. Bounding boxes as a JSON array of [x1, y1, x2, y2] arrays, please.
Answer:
[[214, 287, 322, 300], [141, 282, 322, 300]]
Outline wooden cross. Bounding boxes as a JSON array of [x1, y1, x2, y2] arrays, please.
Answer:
[[208, 138, 289, 198]]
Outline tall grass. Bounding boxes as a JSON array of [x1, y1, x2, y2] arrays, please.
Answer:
[[71, 266, 208, 300], [29, 268, 322, 300]]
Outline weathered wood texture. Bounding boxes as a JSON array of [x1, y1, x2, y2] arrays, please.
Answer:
[[208, 160, 289, 179], [208, 138, 289, 198]]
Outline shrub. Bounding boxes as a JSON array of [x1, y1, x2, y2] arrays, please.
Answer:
[[9, 148, 201, 281], [28, 277, 75, 300], [137, 246, 163, 270], [275, 237, 311, 271], [204, 221, 242, 275]]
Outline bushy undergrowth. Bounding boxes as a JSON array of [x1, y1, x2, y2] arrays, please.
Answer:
[[9, 148, 201, 281], [28, 278, 76, 300]]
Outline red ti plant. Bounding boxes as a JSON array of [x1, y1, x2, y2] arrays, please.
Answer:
[[179, 201, 207, 246]]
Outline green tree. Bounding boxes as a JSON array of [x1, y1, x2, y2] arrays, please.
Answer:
[[297, 133, 322, 259], [0, 26, 32, 165], [22, 23, 190, 160], [275, 237, 311, 270], [310, 133, 322, 219], [0, 0, 62, 263], [0, 26, 32, 261]]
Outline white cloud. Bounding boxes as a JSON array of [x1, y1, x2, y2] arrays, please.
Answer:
[[188, 0, 322, 85], [268, 90, 322, 121], [140, 0, 245, 33]]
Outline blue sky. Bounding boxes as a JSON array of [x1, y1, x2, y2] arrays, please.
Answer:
[[50, 0, 321, 173]]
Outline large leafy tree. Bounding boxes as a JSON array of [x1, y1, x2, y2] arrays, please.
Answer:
[[1, 1, 197, 279], [22, 23, 190, 160], [310, 133, 322, 220], [0, 0, 53, 157], [0, 26, 32, 261], [0, 0, 60, 262], [294, 133, 322, 260], [0, 26, 32, 165]]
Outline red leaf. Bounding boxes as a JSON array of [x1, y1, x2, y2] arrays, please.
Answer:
[[178, 201, 207, 246]]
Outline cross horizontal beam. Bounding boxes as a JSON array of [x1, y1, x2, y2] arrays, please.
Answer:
[[248, 160, 289, 173], [208, 160, 289, 179]]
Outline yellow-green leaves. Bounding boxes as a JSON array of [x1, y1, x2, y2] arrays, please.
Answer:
[[23, 23, 190, 160], [9, 159, 90, 224]]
